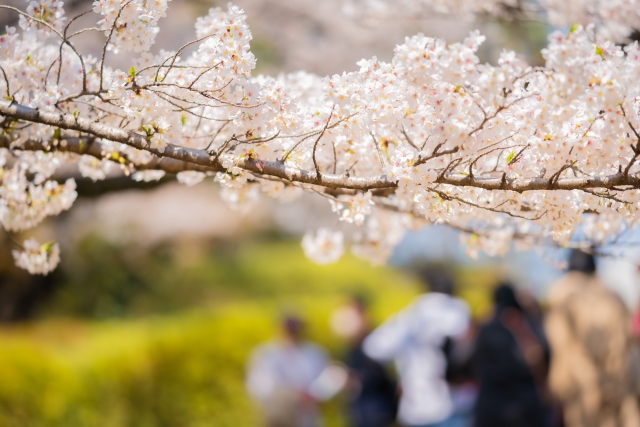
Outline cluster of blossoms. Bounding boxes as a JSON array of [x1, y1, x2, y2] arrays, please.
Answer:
[[12, 238, 60, 275], [0, 151, 77, 233], [2, 1, 640, 273], [330, 192, 374, 226], [19, 0, 66, 36], [78, 155, 113, 181], [93, 0, 169, 53], [302, 228, 345, 265]]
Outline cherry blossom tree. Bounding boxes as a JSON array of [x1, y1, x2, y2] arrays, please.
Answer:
[[1, 0, 640, 273]]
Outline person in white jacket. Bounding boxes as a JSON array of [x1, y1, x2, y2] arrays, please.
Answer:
[[363, 269, 470, 427]]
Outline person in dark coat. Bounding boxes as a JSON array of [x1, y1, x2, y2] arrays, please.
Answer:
[[473, 284, 550, 427], [332, 296, 397, 427], [345, 339, 398, 427]]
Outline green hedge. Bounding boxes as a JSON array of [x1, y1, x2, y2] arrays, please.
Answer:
[[0, 299, 426, 427], [0, 239, 496, 426], [0, 241, 423, 427]]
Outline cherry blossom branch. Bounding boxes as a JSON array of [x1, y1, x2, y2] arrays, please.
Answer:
[[1, 223, 25, 250], [370, 133, 387, 170], [99, 0, 134, 92], [1, 5, 89, 95], [0, 135, 213, 174], [312, 105, 335, 181], [5, 1, 640, 273], [0, 5, 63, 37], [400, 126, 420, 151], [413, 141, 459, 166], [426, 186, 547, 220], [0, 66, 10, 99], [60, 10, 92, 93], [3, 100, 640, 193]]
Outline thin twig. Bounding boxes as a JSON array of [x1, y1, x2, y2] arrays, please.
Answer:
[[312, 105, 335, 181]]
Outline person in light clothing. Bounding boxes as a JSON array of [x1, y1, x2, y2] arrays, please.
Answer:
[[363, 269, 470, 427], [545, 250, 640, 427], [246, 316, 346, 427]]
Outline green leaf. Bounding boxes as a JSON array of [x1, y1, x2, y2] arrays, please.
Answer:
[[568, 23, 579, 35], [40, 241, 56, 254], [595, 46, 604, 59], [128, 66, 136, 77], [139, 125, 152, 137], [506, 150, 516, 163]]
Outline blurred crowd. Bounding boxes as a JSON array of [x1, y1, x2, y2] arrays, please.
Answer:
[[246, 249, 640, 427]]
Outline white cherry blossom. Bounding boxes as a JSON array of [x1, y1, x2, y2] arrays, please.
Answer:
[[302, 228, 345, 265], [132, 170, 165, 182], [78, 155, 113, 181], [176, 171, 207, 186]]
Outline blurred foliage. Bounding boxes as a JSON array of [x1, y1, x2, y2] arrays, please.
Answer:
[[251, 37, 282, 74], [478, 19, 549, 66], [37, 235, 496, 320], [454, 266, 498, 320], [0, 308, 272, 427], [0, 236, 498, 426], [38, 235, 420, 318], [0, 238, 419, 427]]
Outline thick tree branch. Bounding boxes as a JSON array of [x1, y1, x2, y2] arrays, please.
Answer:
[[0, 100, 395, 190], [2, 100, 640, 193], [0, 135, 213, 174]]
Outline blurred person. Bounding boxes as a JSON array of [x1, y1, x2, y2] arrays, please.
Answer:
[[331, 295, 398, 427], [545, 249, 640, 427], [516, 287, 562, 426], [517, 288, 546, 340], [630, 304, 640, 407], [443, 321, 478, 427], [362, 267, 470, 427], [632, 303, 640, 338], [246, 315, 347, 427], [630, 302, 640, 397], [473, 283, 550, 427]]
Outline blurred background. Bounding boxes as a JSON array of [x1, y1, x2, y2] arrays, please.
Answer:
[[1, 1, 640, 426]]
